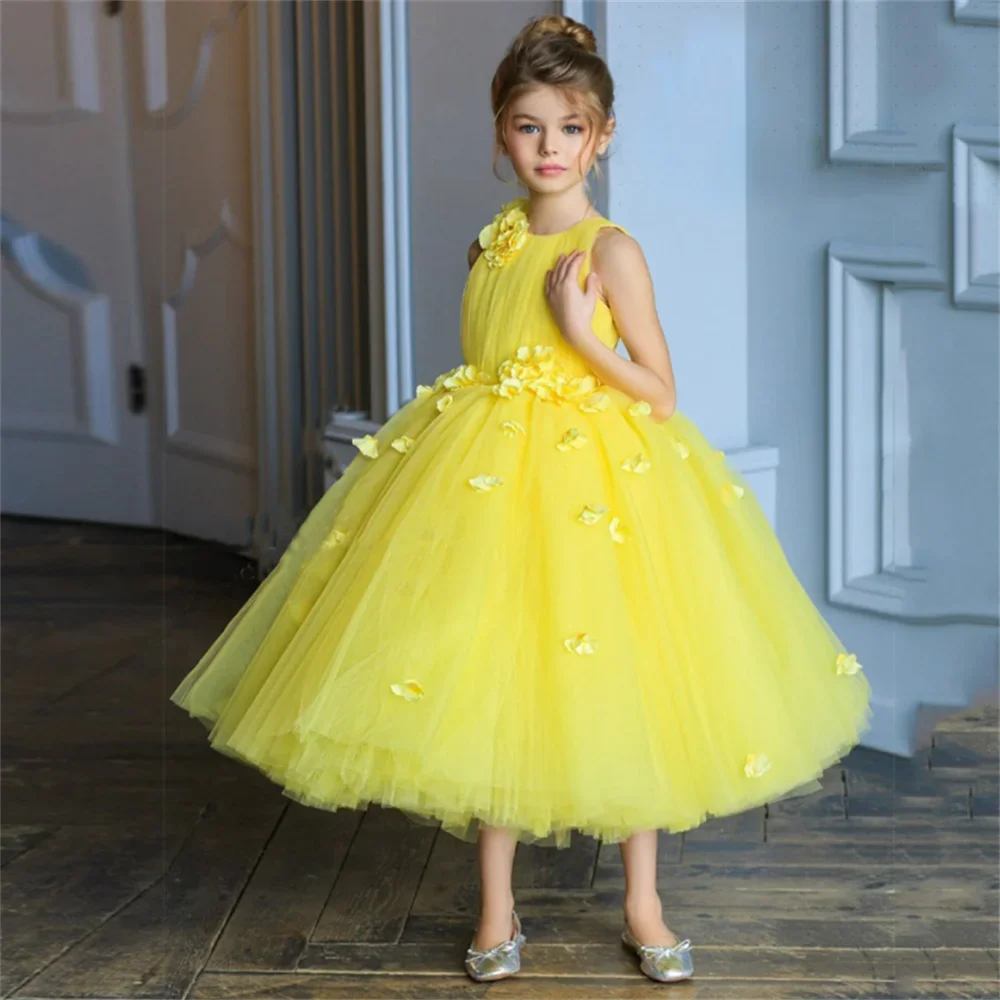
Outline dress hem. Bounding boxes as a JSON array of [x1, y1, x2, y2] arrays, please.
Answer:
[[173, 694, 874, 850]]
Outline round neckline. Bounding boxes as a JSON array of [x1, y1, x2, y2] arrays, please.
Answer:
[[517, 198, 605, 239]]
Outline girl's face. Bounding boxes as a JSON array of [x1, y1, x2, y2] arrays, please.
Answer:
[[503, 85, 611, 195]]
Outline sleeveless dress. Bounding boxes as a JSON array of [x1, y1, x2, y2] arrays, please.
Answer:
[[170, 196, 873, 849]]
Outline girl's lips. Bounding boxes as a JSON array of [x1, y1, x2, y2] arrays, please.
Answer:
[[537, 166, 565, 174]]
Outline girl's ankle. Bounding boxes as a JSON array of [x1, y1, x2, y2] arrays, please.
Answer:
[[479, 892, 516, 918], [623, 889, 662, 919]]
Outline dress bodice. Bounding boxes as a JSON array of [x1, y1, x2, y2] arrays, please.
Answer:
[[459, 197, 630, 380]]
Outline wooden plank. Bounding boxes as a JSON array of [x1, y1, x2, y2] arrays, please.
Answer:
[[190, 973, 488, 998], [410, 822, 481, 914], [513, 834, 600, 890], [0, 824, 56, 868], [595, 811, 1000, 868], [210, 802, 363, 970], [297, 940, 995, 985], [399, 905, 997, 949], [2, 819, 194, 994], [185, 973, 1000, 1000], [1, 753, 290, 825], [312, 805, 439, 943], [9, 801, 283, 999]]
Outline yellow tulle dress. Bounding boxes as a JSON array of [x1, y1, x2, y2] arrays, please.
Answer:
[[170, 196, 873, 848]]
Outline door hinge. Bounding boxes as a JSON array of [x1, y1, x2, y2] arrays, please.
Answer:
[[127, 364, 146, 414]]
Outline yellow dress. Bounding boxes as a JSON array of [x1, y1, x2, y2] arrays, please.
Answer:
[[170, 196, 873, 848]]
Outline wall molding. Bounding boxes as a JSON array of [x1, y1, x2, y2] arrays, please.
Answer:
[[953, 0, 1000, 26], [828, 0, 945, 168], [953, 124, 999, 311], [378, 0, 414, 416], [827, 242, 995, 624]]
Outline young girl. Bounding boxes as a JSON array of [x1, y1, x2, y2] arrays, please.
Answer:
[[171, 14, 872, 985]]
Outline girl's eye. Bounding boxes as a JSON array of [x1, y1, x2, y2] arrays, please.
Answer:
[[517, 124, 584, 135]]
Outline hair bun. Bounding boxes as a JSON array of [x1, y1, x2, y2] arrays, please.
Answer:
[[517, 14, 597, 55]]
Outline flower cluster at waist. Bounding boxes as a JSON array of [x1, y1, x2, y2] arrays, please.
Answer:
[[416, 345, 604, 406]]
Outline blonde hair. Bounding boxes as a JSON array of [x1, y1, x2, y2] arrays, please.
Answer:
[[490, 14, 615, 193]]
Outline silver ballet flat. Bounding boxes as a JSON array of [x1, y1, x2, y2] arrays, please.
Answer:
[[621, 921, 694, 982], [464, 908, 527, 981]]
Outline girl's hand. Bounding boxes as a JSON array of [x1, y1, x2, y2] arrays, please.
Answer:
[[545, 250, 599, 347]]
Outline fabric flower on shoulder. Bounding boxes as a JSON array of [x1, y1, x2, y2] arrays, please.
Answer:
[[478, 198, 529, 269]]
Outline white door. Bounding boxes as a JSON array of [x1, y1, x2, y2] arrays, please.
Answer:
[[1, 0, 153, 526], [1, 0, 259, 551], [121, 0, 258, 549]]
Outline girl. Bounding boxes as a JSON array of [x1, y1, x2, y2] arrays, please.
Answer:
[[170, 14, 872, 985]]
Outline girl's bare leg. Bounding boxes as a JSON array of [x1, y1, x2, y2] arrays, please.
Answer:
[[619, 829, 680, 947], [472, 824, 518, 950]]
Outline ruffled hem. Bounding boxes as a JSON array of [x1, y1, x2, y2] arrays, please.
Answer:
[[175, 696, 873, 850]]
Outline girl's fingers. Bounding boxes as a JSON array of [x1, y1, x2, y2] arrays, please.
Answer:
[[559, 251, 584, 284], [555, 251, 576, 285]]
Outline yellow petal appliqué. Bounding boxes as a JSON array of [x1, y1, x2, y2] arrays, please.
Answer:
[[556, 427, 589, 451], [628, 400, 652, 416], [352, 434, 379, 458], [721, 482, 745, 506], [579, 392, 611, 413], [672, 437, 691, 460], [436, 393, 454, 412], [744, 753, 772, 778], [608, 516, 627, 544], [835, 652, 863, 676], [564, 632, 597, 655], [320, 528, 347, 550], [621, 452, 651, 474], [469, 474, 503, 492], [493, 377, 524, 399], [390, 679, 425, 701], [578, 503, 610, 525], [416, 384, 434, 399], [501, 419, 527, 438], [391, 435, 415, 454]]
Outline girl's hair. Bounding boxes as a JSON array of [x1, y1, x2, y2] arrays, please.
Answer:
[[490, 14, 615, 192]]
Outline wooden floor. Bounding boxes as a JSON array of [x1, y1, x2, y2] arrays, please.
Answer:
[[2, 516, 997, 999]]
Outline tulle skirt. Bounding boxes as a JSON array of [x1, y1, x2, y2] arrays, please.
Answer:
[[170, 373, 873, 848]]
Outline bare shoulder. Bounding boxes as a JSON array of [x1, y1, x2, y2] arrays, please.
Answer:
[[590, 225, 647, 302], [468, 237, 483, 271], [592, 224, 644, 270]]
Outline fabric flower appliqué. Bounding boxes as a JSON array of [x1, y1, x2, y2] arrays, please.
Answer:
[[478, 198, 529, 269], [320, 528, 347, 550], [628, 400, 652, 417], [836, 653, 863, 676], [672, 437, 691, 460], [721, 482, 745, 506], [501, 419, 526, 438], [564, 632, 597, 655], [469, 474, 503, 492], [391, 435, 415, 454], [556, 427, 588, 451], [579, 392, 611, 413], [390, 679, 425, 701], [744, 752, 772, 778], [578, 503, 610, 525], [608, 516, 627, 544], [490, 346, 600, 404], [621, 452, 651, 474], [352, 434, 379, 458]]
